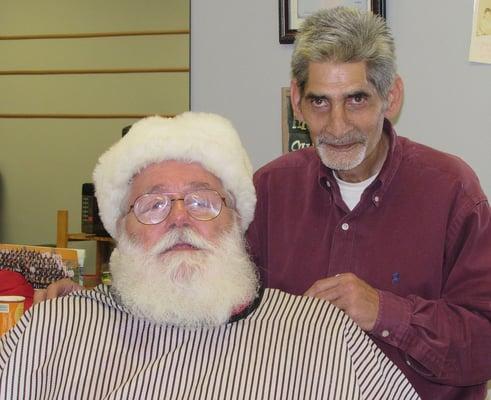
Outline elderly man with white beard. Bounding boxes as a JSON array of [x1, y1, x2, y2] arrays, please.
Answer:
[[0, 112, 419, 400]]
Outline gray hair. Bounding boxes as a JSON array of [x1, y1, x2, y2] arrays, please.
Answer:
[[291, 7, 396, 99]]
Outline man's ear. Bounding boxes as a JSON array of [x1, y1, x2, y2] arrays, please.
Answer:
[[290, 80, 305, 122], [384, 75, 404, 121]]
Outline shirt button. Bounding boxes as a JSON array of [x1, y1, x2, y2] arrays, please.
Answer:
[[341, 223, 349, 231], [406, 360, 412, 367], [325, 181, 331, 188], [373, 195, 380, 202], [381, 330, 390, 338]]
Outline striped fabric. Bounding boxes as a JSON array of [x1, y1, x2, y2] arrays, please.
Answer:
[[0, 286, 419, 399]]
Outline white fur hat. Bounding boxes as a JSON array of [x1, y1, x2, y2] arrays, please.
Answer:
[[93, 112, 256, 238]]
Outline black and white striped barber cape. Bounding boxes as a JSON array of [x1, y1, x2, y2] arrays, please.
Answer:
[[0, 285, 419, 399]]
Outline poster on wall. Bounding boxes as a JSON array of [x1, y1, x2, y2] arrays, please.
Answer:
[[469, 0, 491, 63], [281, 87, 312, 153]]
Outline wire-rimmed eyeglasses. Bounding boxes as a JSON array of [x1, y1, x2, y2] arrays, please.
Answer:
[[129, 189, 228, 225]]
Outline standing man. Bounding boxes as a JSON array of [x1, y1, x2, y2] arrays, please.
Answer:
[[247, 7, 491, 399]]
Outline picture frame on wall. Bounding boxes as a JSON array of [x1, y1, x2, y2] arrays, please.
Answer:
[[279, 0, 386, 44], [281, 87, 312, 153]]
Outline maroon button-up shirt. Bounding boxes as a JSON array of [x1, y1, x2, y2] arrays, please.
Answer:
[[247, 121, 491, 399]]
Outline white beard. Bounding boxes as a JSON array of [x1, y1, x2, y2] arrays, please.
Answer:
[[110, 223, 259, 328], [315, 131, 368, 171]]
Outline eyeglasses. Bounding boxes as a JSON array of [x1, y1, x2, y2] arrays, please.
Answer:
[[129, 189, 228, 225]]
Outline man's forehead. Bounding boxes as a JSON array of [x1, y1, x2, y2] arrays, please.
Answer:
[[145, 181, 214, 193], [129, 160, 224, 197], [307, 61, 370, 84], [304, 61, 378, 97], [136, 160, 214, 180]]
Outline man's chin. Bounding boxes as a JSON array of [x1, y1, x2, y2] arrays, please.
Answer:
[[316, 145, 366, 171]]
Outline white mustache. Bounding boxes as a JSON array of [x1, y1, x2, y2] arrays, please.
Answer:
[[149, 228, 215, 256]]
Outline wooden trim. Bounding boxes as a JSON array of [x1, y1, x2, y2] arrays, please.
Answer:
[[56, 210, 69, 248], [67, 233, 114, 243], [0, 113, 175, 119], [0, 67, 189, 75], [0, 30, 189, 40]]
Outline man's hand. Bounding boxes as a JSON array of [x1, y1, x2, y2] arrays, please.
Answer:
[[304, 273, 379, 331], [33, 278, 84, 305]]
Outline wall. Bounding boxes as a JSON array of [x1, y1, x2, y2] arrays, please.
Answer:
[[387, 1, 491, 198], [191, 1, 292, 171], [191, 0, 491, 198], [0, 0, 189, 271]]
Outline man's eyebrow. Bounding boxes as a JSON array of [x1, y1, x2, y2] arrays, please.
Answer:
[[305, 93, 330, 101], [346, 90, 371, 98], [147, 185, 168, 193], [147, 182, 213, 193], [187, 182, 213, 190], [305, 90, 372, 101]]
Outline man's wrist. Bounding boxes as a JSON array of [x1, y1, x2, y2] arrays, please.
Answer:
[[370, 290, 412, 348]]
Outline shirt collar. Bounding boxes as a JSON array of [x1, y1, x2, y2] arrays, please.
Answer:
[[227, 286, 264, 323], [376, 119, 402, 190]]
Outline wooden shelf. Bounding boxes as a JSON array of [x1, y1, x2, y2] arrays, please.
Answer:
[[56, 210, 114, 285], [67, 233, 113, 242]]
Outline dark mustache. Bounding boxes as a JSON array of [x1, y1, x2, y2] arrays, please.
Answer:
[[316, 132, 366, 146]]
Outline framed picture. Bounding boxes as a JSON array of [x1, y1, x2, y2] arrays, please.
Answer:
[[281, 87, 312, 153], [279, 0, 386, 44]]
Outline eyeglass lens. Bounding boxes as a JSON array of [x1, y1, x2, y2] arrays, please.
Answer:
[[133, 190, 223, 224]]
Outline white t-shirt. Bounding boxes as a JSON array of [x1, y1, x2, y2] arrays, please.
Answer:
[[334, 171, 378, 210]]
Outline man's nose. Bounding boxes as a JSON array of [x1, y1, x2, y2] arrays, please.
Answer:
[[328, 104, 350, 137], [166, 200, 191, 227]]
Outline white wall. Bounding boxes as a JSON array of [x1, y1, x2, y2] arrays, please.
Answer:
[[387, 1, 491, 197], [191, 1, 491, 197], [190, 1, 291, 170]]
